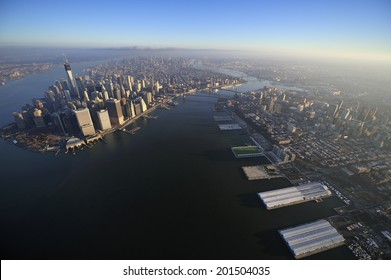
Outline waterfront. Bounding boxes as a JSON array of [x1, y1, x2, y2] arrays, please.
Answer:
[[0, 64, 354, 259]]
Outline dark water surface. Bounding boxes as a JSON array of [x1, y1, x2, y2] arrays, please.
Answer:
[[0, 64, 354, 260]]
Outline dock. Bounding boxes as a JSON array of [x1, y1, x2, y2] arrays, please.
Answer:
[[231, 146, 263, 158], [258, 182, 332, 210], [143, 115, 158, 120], [158, 104, 170, 110], [120, 127, 141, 135], [85, 134, 103, 144], [213, 115, 233, 122], [279, 219, 345, 259], [242, 165, 284, 180], [218, 123, 242, 131]]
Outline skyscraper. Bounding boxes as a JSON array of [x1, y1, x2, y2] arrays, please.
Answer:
[[33, 108, 46, 128], [269, 99, 275, 112], [64, 59, 80, 99], [105, 98, 124, 126], [140, 98, 147, 112], [96, 110, 112, 131], [73, 108, 95, 136]]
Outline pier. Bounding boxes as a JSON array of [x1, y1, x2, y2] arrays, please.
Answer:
[[142, 115, 158, 120], [120, 127, 141, 135], [85, 134, 103, 144]]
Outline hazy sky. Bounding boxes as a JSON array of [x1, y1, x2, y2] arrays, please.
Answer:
[[0, 0, 390, 62]]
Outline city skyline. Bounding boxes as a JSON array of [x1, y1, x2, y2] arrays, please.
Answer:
[[1, 0, 390, 63]]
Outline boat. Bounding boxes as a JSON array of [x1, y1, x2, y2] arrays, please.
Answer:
[[13, 140, 17, 144]]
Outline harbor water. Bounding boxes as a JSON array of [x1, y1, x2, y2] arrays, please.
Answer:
[[0, 62, 354, 259]]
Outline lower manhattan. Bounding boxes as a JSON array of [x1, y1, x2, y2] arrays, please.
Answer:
[[1, 1, 391, 276]]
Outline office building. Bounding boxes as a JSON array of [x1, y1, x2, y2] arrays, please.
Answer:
[[269, 99, 274, 112], [105, 98, 124, 126], [13, 112, 26, 129], [140, 98, 147, 112], [64, 59, 80, 99], [73, 108, 95, 136], [33, 108, 46, 128], [96, 110, 112, 131], [52, 112, 67, 135]]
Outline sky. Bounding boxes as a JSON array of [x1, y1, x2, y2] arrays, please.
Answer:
[[0, 0, 390, 62]]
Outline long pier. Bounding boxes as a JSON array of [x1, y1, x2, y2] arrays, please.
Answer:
[[120, 127, 141, 135]]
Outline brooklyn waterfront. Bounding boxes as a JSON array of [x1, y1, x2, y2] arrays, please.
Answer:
[[0, 63, 354, 259]]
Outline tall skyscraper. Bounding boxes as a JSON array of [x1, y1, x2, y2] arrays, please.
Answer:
[[140, 98, 147, 112], [105, 98, 124, 126], [129, 100, 136, 118], [76, 76, 86, 93], [269, 99, 274, 112], [33, 108, 46, 128], [51, 112, 67, 135], [64, 59, 80, 99], [13, 112, 26, 129], [96, 110, 112, 131], [73, 108, 95, 136], [327, 104, 338, 118]]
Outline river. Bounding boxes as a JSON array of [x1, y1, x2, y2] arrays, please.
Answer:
[[0, 60, 354, 259]]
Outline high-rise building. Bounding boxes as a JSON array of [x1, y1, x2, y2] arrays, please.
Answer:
[[129, 100, 136, 118], [75, 76, 86, 93], [104, 81, 114, 98], [274, 102, 283, 113], [61, 80, 70, 92], [64, 90, 72, 102], [140, 98, 147, 112], [64, 59, 80, 99], [269, 99, 274, 112], [154, 81, 160, 93], [96, 110, 112, 131], [13, 112, 26, 129], [326, 104, 338, 118], [73, 108, 95, 136], [126, 76, 133, 90], [105, 98, 124, 126], [134, 103, 141, 115], [51, 112, 67, 135], [83, 90, 90, 102], [33, 108, 46, 128], [113, 87, 122, 101], [136, 81, 142, 92]]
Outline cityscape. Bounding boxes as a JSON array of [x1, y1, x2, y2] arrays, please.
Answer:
[[0, 57, 241, 153], [1, 0, 391, 266]]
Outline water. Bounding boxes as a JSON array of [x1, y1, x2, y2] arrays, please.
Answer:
[[0, 64, 354, 259]]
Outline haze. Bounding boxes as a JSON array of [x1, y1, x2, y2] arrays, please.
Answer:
[[0, 0, 390, 64]]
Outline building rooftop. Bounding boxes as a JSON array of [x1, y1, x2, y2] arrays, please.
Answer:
[[258, 182, 332, 209], [279, 219, 345, 259]]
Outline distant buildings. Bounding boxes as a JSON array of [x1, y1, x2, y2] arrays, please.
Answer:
[[271, 145, 296, 163]]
